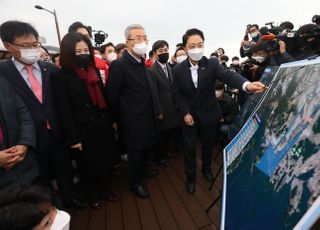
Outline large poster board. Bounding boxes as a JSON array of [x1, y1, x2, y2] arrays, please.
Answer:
[[221, 58, 320, 230]]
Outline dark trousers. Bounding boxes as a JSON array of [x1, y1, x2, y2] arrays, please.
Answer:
[[35, 130, 74, 204], [181, 124, 217, 181], [76, 173, 111, 203], [127, 147, 151, 186], [154, 128, 178, 161]]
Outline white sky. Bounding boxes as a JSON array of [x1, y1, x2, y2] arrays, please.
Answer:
[[0, 0, 319, 60]]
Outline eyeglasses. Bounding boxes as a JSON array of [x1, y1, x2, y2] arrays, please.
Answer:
[[128, 36, 149, 43], [10, 42, 42, 49]]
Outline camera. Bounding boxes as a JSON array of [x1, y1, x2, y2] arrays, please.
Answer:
[[312, 15, 320, 23], [313, 27, 320, 39], [242, 59, 254, 72], [92, 30, 108, 46]]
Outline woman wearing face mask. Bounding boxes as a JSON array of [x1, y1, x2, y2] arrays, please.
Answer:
[[51, 32, 119, 209], [174, 47, 188, 66], [0, 184, 70, 230]]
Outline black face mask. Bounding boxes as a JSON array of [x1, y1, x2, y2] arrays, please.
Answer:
[[158, 53, 169, 64], [75, 54, 91, 69]]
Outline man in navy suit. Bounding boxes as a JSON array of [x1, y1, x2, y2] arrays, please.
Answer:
[[0, 76, 39, 188], [172, 28, 266, 193], [0, 21, 85, 208]]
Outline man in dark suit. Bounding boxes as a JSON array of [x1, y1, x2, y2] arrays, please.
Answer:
[[149, 40, 179, 167], [0, 76, 39, 188], [0, 21, 83, 208], [172, 28, 266, 193], [107, 24, 160, 198]]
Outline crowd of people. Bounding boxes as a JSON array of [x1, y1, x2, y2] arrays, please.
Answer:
[[0, 14, 319, 229]]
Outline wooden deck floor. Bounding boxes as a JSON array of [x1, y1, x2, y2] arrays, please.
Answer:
[[70, 147, 223, 230]]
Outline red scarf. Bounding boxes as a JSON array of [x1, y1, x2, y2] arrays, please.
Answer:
[[73, 66, 107, 109]]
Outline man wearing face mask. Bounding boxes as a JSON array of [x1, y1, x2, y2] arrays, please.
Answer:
[[229, 56, 241, 73], [250, 40, 295, 80], [0, 21, 83, 209], [172, 28, 266, 194], [149, 40, 178, 167], [294, 24, 320, 60], [240, 24, 261, 58], [107, 24, 160, 198]]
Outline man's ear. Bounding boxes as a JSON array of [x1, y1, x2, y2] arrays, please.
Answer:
[[3, 41, 10, 50]]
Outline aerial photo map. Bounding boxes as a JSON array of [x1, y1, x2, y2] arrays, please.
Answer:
[[222, 59, 320, 230]]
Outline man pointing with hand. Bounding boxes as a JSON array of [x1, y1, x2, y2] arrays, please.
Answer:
[[172, 28, 266, 194]]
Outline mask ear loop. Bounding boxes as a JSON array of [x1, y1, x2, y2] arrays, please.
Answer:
[[6, 42, 21, 60]]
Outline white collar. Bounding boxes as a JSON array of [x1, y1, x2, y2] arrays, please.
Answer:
[[189, 60, 199, 70], [11, 56, 40, 72], [157, 61, 167, 68], [127, 50, 142, 63]]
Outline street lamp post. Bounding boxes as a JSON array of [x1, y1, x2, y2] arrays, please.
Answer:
[[34, 5, 61, 46]]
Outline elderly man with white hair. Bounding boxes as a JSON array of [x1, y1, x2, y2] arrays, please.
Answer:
[[107, 24, 161, 198]]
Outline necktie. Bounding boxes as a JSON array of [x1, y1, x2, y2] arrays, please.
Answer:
[[25, 66, 51, 129], [163, 65, 169, 79], [25, 65, 42, 103]]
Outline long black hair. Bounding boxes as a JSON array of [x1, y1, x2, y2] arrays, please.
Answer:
[[59, 32, 95, 69]]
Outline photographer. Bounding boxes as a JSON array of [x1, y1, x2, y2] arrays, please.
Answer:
[[294, 24, 320, 60], [240, 24, 261, 58], [229, 56, 241, 73], [312, 15, 320, 26]]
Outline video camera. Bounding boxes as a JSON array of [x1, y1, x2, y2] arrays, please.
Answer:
[[259, 22, 298, 53], [90, 28, 108, 46]]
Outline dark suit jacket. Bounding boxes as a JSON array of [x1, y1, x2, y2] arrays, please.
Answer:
[[0, 60, 61, 157], [0, 76, 39, 188], [172, 57, 248, 126], [149, 61, 178, 131], [107, 51, 159, 150]]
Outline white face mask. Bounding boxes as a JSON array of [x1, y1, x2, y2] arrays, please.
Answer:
[[107, 52, 117, 62], [188, 48, 204, 62], [252, 56, 266, 63], [19, 47, 41, 64], [50, 210, 71, 230], [250, 31, 259, 39], [232, 60, 239, 65], [132, 42, 148, 56], [215, 90, 223, 98], [176, 55, 187, 64]]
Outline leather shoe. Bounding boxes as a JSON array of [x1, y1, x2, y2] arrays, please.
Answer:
[[156, 158, 169, 167], [186, 182, 196, 194], [144, 169, 159, 178], [130, 184, 150, 198], [202, 171, 214, 182]]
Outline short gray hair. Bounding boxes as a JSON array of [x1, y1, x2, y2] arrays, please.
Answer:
[[124, 24, 145, 40]]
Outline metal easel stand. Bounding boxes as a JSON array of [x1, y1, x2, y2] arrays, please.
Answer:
[[206, 148, 223, 213]]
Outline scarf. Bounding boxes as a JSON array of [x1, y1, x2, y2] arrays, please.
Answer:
[[73, 66, 106, 109]]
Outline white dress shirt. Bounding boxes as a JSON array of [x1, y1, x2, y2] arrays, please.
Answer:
[[127, 50, 142, 63], [189, 61, 199, 88], [188, 60, 250, 92], [157, 61, 169, 78], [12, 57, 42, 88]]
